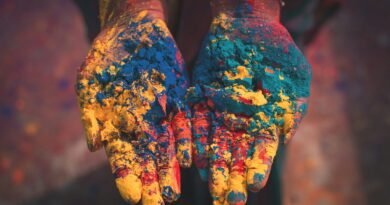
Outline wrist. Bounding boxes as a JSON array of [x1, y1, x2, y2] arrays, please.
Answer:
[[99, 0, 166, 29], [210, 0, 281, 21]]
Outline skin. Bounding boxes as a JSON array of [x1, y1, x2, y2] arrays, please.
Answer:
[[188, 0, 312, 204], [76, 3, 191, 204], [77, 0, 311, 204]]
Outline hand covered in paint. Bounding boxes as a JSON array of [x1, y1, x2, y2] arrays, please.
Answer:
[[76, 11, 191, 204], [187, 13, 312, 204]]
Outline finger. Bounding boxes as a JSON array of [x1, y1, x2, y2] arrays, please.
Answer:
[[156, 122, 181, 202], [246, 136, 279, 192], [81, 108, 103, 151], [226, 131, 249, 205], [281, 98, 308, 143], [141, 155, 164, 205], [105, 136, 142, 204], [191, 103, 211, 180], [209, 124, 231, 205], [172, 109, 192, 167]]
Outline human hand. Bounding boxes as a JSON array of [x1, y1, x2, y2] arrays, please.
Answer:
[[187, 4, 312, 204], [76, 10, 191, 204]]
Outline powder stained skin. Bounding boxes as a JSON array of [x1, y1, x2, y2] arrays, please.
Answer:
[[76, 11, 191, 205], [187, 13, 312, 205]]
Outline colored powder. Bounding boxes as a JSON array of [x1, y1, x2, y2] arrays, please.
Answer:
[[188, 13, 311, 141], [187, 12, 311, 204], [76, 11, 190, 204]]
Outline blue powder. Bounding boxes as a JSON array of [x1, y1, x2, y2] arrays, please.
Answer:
[[227, 191, 246, 203], [188, 16, 312, 141], [96, 92, 106, 104], [76, 13, 191, 157]]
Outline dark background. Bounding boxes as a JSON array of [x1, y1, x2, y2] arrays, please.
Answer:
[[0, 0, 389, 204]]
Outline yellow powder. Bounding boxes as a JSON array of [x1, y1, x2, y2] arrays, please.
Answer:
[[232, 85, 267, 106], [246, 137, 278, 185], [211, 13, 231, 32], [228, 171, 247, 202], [115, 174, 142, 204], [224, 66, 252, 81], [255, 112, 270, 123]]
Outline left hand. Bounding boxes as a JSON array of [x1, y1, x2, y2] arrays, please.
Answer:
[[187, 12, 312, 205]]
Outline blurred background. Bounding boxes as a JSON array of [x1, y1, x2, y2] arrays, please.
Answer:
[[0, 0, 389, 204]]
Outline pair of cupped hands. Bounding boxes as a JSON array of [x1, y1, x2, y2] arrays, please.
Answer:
[[76, 8, 311, 205]]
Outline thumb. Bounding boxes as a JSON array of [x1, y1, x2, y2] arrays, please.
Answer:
[[281, 97, 309, 143]]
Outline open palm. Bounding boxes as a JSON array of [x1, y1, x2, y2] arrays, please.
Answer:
[[188, 13, 312, 205], [76, 11, 191, 204]]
